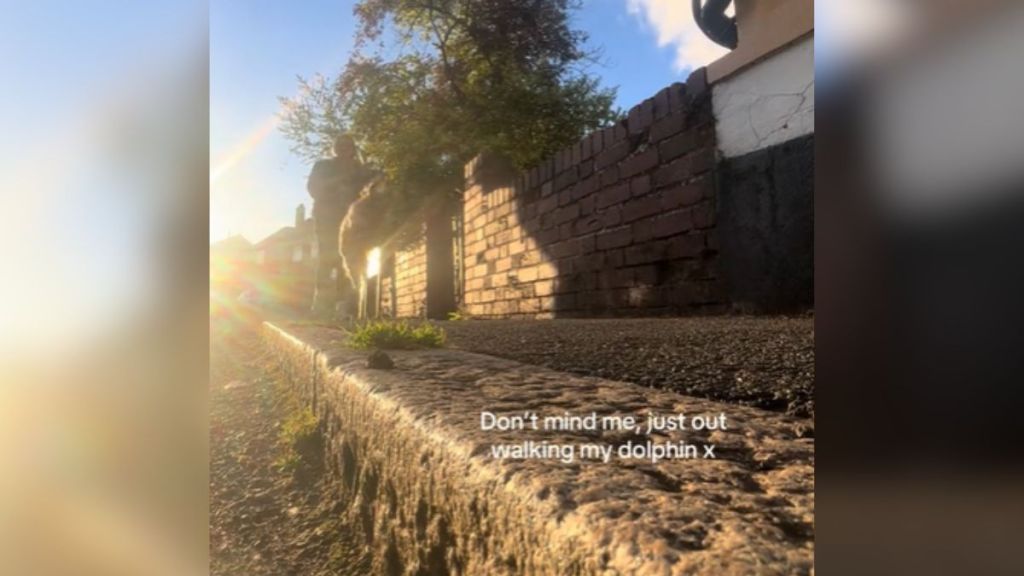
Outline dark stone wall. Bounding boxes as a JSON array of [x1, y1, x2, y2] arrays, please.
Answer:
[[717, 134, 814, 313]]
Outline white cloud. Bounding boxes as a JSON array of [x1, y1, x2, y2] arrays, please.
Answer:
[[626, 0, 729, 72]]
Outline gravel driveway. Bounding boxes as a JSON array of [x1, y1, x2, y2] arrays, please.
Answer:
[[440, 316, 814, 418]]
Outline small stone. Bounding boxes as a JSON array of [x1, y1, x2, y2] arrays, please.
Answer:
[[367, 350, 395, 370]]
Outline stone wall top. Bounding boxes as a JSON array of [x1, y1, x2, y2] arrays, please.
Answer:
[[264, 321, 814, 574]]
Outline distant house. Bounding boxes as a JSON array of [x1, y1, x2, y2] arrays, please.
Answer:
[[253, 204, 317, 270], [211, 234, 255, 260], [249, 204, 318, 310]]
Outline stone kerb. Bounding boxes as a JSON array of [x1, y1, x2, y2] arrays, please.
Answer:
[[263, 321, 814, 575]]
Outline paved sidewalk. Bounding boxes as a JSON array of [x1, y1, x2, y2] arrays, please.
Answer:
[[441, 316, 814, 418]]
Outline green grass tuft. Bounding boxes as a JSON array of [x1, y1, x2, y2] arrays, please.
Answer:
[[275, 404, 319, 473], [347, 320, 446, 350]]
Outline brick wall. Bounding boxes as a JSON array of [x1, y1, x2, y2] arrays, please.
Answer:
[[462, 70, 723, 318], [379, 273, 394, 317], [393, 237, 427, 318]]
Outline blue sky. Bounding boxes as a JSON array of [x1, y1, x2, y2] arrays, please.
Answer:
[[211, 0, 726, 243]]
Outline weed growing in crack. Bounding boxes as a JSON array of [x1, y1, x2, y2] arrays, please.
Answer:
[[347, 320, 446, 350]]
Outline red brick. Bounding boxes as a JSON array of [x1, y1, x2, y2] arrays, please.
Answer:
[[579, 158, 594, 178], [574, 215, 603, 236], [685, 67, 708, 100], [619, 146, 659, 179], [624, 240, 668, 265], [661, 177, 712, 210], [667, 82, 688, 115], [594, 140, 630, 171], [653, 86, 672, 120], [666, 233, 706, 259], [581, 134, 594, 160], [622, 196, 662, 223], [573, 174, 599, 200], [649, 112, 686, 143], [549, 239, 580, 259], [579, 234, 596, 254], [601, 205, 623, 228], [559, 222, 573, 240], [591, 129, 604, 155], [613, 267, 634, 288], [534, 280, 555, 297], [596, 226, 632, 250], [538, 194, 558, 214], [557, 202, 581, 223], [555, 292, 577, 310], [595, 182, 630, 210], [554, 165, 579, 192], [627, 98, 655, 136], [574, 253, 600, 272], [686, 147, 717, 175], [580, 195, 596, 216], [540, 210, 556, 230], [633, 264, 659, 286], [555, 269, 580, 291], [632, 218, 655, 244], [537, 226, 560, 245], [659, 129, 701, 161], [630, 174, 652, 198], [601, 125, 617, 147], [652, 210, 693, 238], [599, 165, 620, 188], [614, 121, 628, 142], [686, 99, 714, 129], [570, 253, 595, 272], [527, 166, 540, 189], [540, 158, 554, 182], [652, 148, 716, 188]]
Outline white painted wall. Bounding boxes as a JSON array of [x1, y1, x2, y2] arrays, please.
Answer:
[[712, 36, 814, 159]]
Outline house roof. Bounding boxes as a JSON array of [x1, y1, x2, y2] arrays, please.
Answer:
[[210, 234, 253, 253], [254, 218, 314, 249]]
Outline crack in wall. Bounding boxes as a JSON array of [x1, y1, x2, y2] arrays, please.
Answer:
[[750, 80, 815, 149]]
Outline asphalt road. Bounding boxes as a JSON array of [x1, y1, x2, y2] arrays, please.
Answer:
[[440, 316, 814, 418]]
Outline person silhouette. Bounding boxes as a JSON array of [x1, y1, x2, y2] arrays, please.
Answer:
[[307, 133, 375, 317]]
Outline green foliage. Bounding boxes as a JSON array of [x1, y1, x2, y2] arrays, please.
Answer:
[[275, 405, 319, 473], [347, 320, 446, 350], [273, 367, 322, 474], [279, 0, 619, 203]]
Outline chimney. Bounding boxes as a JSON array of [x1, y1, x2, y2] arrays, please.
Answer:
[[295, 203, 306, 228]]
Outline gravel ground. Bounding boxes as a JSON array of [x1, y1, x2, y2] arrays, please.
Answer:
[[439, 316, 814, 418], [210, 326, 369, 575]]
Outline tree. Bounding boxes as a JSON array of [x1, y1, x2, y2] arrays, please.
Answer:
[[279, 0, 619, 204]]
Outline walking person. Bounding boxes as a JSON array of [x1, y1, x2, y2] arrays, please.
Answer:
[[307, 133, 375, 317]]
